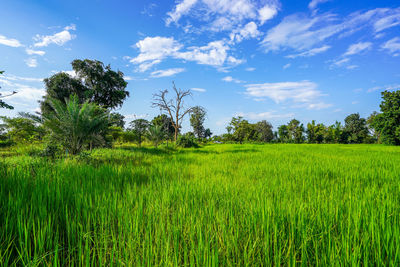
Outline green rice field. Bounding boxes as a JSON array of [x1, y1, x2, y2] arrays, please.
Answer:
[[1, 144, 400, 266]]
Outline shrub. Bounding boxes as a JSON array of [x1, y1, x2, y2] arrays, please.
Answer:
[[176, 133, 198, 148]]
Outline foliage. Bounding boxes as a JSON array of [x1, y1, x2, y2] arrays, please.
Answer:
[[0, 71, 17, 109], [147, 125, 165, 147], [288, 119, 305, 143], [151, 114, 175, 140], [190, 106, 207, 139], [128, 119, 149, 147], [0, 116, 44, 143], [176, 132, 198, 148], [42, 95, 110, 154], [41, 59, 129, 116], [372, 90, 400, 145], [278, 125, 289, 143], [109, 112, 125, 128], [254, 120, 274, 142], [343, 113, 369, 144]]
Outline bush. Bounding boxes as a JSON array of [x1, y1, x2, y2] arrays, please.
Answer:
[[40, 143, 62, 158], [176, 133, 198, 148], [0, 140, 13, 148]]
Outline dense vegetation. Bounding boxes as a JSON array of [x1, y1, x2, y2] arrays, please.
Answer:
[[1, 144, 400, 265]]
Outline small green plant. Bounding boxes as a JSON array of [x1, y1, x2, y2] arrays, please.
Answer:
[[176, 133, 198, 148]]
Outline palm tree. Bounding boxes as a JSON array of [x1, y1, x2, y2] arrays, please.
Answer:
[[43, 94, 109, 154], [146, 125, 165, 148]]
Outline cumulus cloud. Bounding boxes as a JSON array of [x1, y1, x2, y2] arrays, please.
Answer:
[[130, 36, 242, 71], [222, 76, 242, 83], [0, 77, 45, 105], [343, 42, 372, 56], [230, 21, 260, 43], [0, 35, 22, 47], [381, 37, 400, 56], [25, 48, 45, 56], [25, 58, 38, 68], [34, 24, 76, 47], [259, 5, 278, 25], [150, 68, 185, 78], [244, 81, 331, 109]]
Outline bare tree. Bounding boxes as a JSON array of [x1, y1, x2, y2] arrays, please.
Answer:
[[152, 82, 195, 142]]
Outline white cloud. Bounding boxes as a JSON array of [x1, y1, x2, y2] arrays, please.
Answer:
[[25, 58, 38, 68], [131, 37, 242, 70], [0, 35, 22, 47], [191, 87, 206, 92], [330, 57, 350, 67], [343, 42, 372, 56], [236, 111, 294, 121], [150, 68, 185, 78], [346, 65, 359, 70], [259, 5, 278, 25], [222, 76, 242, 83], [245, 81, 325, 105], [283, 63, 291, 69], [1, 74, 43, 83], [374, 9, 400, 32], [286, 45, 330, 58], [166, 0, 279, 33], [34, 25, 76, 47], [25, 48, 45, 56], [308, 0, 331, 10], [381, 37, 400, 56], [166, 0, 198, 26], [0, 78, 45, 105], [124, 114, 149, 120], [245, 67, 255, 71], [306, 102, 333, 110], [130, 37, 182, 64], [124, 76, 133, 81], [262, 8, 400, 54], [367, 84, 400, 93], [230, 21, 260, 43]]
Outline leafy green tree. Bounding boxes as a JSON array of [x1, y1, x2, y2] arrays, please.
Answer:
[[109, 113, 125, 128], [152, 114, 175, 140], [41, 59, 129, 115], [128, 119, 149, 147], [190, 106, 206, 139], [43, 95, 110, 154], [233, 119, 255, 143], [278, 125, 289, 143], [147, 125, 165, 147], [307, 120, 326, 143], [371, 90, 400, 145], [255, 120, 274, 142], [288, 119, 304, 143], [0, 116, 44, 142], [344, 113, 369, 144], [204, 128, 213, 139], [0, 71, 17, 109]]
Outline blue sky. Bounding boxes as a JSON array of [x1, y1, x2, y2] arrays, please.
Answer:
[[1, 0, 400, 134]]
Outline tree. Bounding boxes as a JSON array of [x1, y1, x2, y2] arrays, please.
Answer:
[[43, 95, 110, 154], [344, 113, 369, 144], [288, 119, 304, 143], [190, 106, 206, 139], [372, 90, 400, 145], [278, 125, 289, 143], [152, 82, 195, 142], [41, 59, 129, 115], [109, 112, 125, 128], [147, 125, 165, 148], [233, 119, 255, 143], [307, 120, 326, 143], [367, 111, 383, 143], [152, 114, 175, 141], [128, 119, 149, 147], [204, 128, 213, 139], [0, 71, 17, 109], [0, 116, 44, 142], [255, 120, 274, 142]]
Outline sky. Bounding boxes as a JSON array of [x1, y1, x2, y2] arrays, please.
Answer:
[[0, 0, 400, 134]]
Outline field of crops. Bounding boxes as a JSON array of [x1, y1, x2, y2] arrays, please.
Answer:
[[1, 144, 400, 266]]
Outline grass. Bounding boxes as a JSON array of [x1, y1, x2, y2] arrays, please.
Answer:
[[1, 143, 400, 266]]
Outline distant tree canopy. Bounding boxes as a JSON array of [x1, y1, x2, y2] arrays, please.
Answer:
[[128, 119, 150, 147], [0, 71, 17, 110], [41, 59, 129, 116], [151, 114, 175, 140], [190, 106, 206, 139], [343, 113, 369, 144], [370, 90, 400, 145]]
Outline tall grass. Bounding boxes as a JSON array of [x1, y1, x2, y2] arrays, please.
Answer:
[[1, 144, 400, 266]]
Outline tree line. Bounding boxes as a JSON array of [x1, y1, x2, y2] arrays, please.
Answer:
[[1, 58, 400, 156]]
